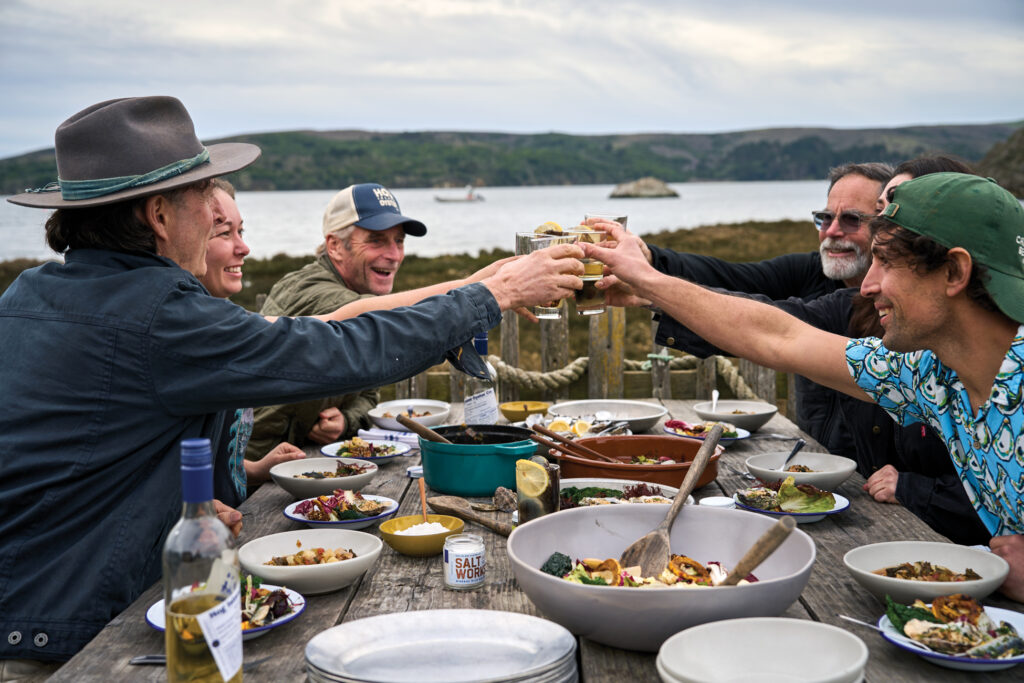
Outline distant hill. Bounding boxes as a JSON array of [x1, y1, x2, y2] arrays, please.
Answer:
[[2, 122, 1020, 194], [977, 126, 1024, 198]]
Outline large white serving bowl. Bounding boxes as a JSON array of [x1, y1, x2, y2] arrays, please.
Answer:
[[745, 451, 857, 491], [269, 457, 378, 499], [368, 399, 450, 432], [238, 529, 382, 595], [843, 541, 1009, 604], [548, 399, 668, 433], [507, 503, 816, 652], [657, 618, 867, 683], [693, 399, 778, 432]]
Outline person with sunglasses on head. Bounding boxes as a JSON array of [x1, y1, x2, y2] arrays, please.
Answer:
[[0, 96, 584, 666], [615, 162, 893, 456], [587, 171, 1024, 602]]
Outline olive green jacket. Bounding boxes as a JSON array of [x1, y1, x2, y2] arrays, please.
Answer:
[[246, 253, 379, 460]]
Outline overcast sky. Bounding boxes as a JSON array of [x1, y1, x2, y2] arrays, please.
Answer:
[[1, 0, 1021, 159]]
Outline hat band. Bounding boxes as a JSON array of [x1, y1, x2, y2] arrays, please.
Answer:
[[24, 148, 211, 201]]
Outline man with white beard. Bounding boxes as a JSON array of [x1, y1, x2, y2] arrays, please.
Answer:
[[626, 162, 892, 454]]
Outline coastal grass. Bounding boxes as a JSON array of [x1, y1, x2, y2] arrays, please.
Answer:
[[0, 219, 818, 368]]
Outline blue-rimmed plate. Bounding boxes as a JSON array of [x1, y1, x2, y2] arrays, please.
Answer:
[[877, 606, 1024, 671], [733, 492, 850, 524], [284, 494, 399, 530], [146, 585, 305, 641], [320, 439, 411, 462], [664, 425, 751, 442]]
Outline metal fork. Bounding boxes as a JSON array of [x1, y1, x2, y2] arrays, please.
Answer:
[[724, 463, 758, 482]]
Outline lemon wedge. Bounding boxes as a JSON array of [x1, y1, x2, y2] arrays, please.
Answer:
[[516, 459, 550, 498], [572, 421, 592, 437], [547, 419, 571, 432], [535, 221, 562, 234]]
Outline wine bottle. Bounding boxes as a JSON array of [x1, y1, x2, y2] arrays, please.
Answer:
[[463, 333, 500, 424], [163, 438, 243, 682]]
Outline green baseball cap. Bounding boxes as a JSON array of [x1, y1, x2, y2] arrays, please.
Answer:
[[880, 172, 1024, 323]]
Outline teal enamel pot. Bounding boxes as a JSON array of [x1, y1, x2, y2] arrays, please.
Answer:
[[420, 424, 535, 496]]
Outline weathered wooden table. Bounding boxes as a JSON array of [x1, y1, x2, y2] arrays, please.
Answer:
[[50, 399, 1021, 682]]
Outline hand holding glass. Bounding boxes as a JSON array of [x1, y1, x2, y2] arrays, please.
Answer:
[[516, 232, 577, 319]]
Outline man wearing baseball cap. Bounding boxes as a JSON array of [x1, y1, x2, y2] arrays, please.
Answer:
[[585, 172, 1024, 602], [246, 183, 480, 462], [0, 96, 583, 664]]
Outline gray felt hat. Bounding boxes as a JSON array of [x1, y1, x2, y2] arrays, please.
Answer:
[[7, 96, 261, 209]]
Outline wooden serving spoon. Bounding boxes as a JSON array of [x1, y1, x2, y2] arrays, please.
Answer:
[[397, 413, 452, 444], [719, 515, 796, 586], [427, 495, 513, 536], [619, 424, 723, 578]]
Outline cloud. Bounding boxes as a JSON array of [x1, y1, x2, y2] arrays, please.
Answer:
[[0, 0, 1021, 157]]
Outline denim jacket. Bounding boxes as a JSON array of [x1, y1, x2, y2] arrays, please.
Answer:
[[0, 249, 499, 661]]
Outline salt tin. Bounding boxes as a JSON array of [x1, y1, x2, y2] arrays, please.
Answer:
[[443, 533, 486, 590]]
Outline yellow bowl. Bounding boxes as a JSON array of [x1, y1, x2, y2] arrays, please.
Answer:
[[378, 514, 465, 557], [499, 401, 551, 422]]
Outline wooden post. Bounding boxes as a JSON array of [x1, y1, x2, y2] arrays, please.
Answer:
[[650, 320, 671, 399], [394, 372, 428, 400], [499, 310, 519, 402], [695, 356, 717, 399], [587, 308, 624, 399], [449, 362, 466, 403], [540, 312, 570, 401], [738, 359, 777, 403], [787, 373, 798, 419]]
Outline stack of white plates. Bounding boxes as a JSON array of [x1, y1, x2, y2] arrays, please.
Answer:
[[656, 618, 867, 683], [306, 609, 577, 683]]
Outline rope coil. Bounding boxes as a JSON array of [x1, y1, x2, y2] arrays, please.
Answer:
[[485, 353, 760, 400]]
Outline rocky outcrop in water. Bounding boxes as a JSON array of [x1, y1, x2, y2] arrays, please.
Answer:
[[609, 176, 678, 198]]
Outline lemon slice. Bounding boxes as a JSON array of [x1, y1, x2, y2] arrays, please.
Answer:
[[535, 221, 562, 234], [516, 459, 550, 498], [547, 419, 571, 432], [572, 421, 592, 437]]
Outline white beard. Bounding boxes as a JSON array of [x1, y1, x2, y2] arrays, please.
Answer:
[[820, 237, 870, 282]]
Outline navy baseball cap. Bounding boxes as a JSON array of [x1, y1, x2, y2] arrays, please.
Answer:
[[322, 183, 426, 237]]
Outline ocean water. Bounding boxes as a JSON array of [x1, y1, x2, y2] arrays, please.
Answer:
[[0, 180, 827, 261]]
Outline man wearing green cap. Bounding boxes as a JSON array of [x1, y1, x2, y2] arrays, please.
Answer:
[[585, 172, 1024, 602]]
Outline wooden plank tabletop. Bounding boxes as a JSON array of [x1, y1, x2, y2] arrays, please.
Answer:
[[48, 399, 1022, 682]]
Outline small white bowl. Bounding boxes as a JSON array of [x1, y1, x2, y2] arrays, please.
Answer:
[[698, 496, 735, 510], [368, 399, 450, 432], [692, 400, 778, 432], [269, 457, 377, 499], [238, 529, 382, 595], [843, 541, 1009, 604], [745, 451, 857, 491], [658, 617, 867, 683]]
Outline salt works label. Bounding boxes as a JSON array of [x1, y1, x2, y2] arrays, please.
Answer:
[[443, 533, 486, 590]]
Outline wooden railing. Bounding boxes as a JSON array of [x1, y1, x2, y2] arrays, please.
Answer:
[[388, 308, 796, 414]]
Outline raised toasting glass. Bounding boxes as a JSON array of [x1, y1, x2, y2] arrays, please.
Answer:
[[519, 231, 577, 319]]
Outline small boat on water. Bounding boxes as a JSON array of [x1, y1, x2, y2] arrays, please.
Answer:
[[435, 185, 485, 203]]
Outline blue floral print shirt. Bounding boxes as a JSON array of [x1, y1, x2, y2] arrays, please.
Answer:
[[846, 328, 1024, 537]]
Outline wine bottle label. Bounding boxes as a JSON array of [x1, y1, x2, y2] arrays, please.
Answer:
[[195, 585, 242, 681], [464, 388, 499, 424]]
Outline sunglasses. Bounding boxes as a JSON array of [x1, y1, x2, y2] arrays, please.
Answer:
[[811, 209, 873, 233]]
